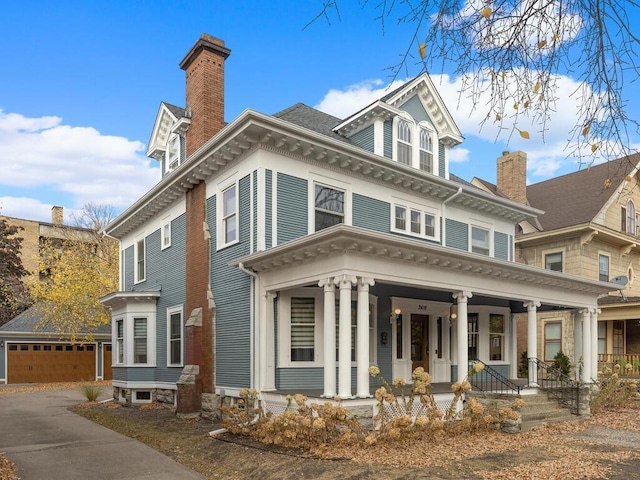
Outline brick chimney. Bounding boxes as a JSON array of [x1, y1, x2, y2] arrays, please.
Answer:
[[179, 34, 231, 157], [497, 151, 528, 204], [51, 206, 64, 226]]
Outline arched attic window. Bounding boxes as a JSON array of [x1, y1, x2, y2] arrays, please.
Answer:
[[418, 122, 435, 173], [396, 117, 413, 166], [627, 200, 637, 235]]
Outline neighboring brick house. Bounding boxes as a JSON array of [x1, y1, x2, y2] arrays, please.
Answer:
[[100, 33, 614, 415], [473, 152, 640, 376], [0, 207, 112, 383]]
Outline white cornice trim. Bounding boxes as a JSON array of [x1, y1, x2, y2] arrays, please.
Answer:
[[106, 109, 541, 239], [229, 224, 616, 297]]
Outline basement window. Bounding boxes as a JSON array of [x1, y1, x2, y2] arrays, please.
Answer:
[[134, 390, 152, 404]]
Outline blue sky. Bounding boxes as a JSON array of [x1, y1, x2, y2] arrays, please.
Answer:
[[1, 1, 638, 223]]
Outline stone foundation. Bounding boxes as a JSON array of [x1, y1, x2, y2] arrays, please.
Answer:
[[112, 386, 176, 408], [466, 391, 522, 433]]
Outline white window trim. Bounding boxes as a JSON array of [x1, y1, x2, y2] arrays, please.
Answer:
[[115, 318, 124, 365], [166, 134, 180, 173], [134, 236, 146, 284], [390, 199, 440, 242], [161, 216, 172, 250], [278, 289, 324, 368], [392, 114, 439, 175], [470, 223, 492, 256], [307, 173, 352, 234], [132, 390, 153, 404], [278, 288, 377, 368], [542, 247, 565, 272], [598, 251, 610, 282], [114, 313, 157, 367], [216, 175, 240, 251], [166, 305, 184, 367]]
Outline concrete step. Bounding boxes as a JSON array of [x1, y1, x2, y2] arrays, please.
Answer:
[[521, 407, 574, 422], [521, 414, 585, 432]]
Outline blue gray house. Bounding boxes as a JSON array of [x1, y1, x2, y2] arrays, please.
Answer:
[[100, 34, 614, 415]]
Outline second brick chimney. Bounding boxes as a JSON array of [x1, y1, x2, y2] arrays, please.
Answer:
[[51, 206, 64, 226], [497, 151, 528, 204], [180, 34, 231, 157]]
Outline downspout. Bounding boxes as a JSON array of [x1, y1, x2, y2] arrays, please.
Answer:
[[441, 187, 463, 247], [238, 262, 258, 391]]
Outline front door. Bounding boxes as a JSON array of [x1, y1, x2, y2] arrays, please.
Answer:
[[411, 314, 429, 373]]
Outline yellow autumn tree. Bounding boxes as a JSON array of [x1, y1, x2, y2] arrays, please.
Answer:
[[29, 203, 118, 343]]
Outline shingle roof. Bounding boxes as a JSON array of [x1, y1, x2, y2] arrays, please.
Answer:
[[273, 103, 347, 142], [527, 154, 640, 231], [164, 102, 187, 119], [0, 304, 111, 335]]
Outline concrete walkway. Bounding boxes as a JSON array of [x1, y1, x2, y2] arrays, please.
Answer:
[[0, 387, 205, 479]]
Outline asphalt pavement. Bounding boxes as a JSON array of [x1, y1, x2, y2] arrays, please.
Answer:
[[0, 387, 205, 479]]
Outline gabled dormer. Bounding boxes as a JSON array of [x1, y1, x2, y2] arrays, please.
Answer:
[[147, 102, 191, 178], [334, 73, 463, 180]]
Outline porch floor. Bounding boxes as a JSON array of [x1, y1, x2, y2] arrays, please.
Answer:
[[269, 378, 530, 399]]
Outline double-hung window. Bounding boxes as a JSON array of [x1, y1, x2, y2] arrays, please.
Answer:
[[397, 119, 412, 166], [598, 322, 607, 355], [167, 307, 183, 366], [471, 226, 490, 256], [315, 184, 344, 231], [489, 314, 505, 361], [167, 135, 180, 172], [599, 254, 610, 282], [135, 238, 146, 283], [544, 322, 561, 361], [393, 203, 438, 240], [161, 217, 171, 249], [419, 127, 433, 173], [133, 317, 148, 364], [613, 320, 624, 354], [545, 252, 563, 272], [290, 297, 315, 362], [116, 319, 124, 364], [627, 201, 636, 235], [222, 184, 237, 245]]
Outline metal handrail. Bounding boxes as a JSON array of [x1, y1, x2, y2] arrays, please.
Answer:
[[469, 359, 521, 394], [530, 357, 580, 413]]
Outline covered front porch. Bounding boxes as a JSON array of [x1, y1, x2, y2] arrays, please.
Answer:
[[231, 225, 616, 401]]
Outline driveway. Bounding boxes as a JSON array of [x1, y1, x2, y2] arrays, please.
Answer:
[[0, 387, 205, 480]]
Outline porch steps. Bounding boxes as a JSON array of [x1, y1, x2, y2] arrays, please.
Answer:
[[520, 393, 582, 432]]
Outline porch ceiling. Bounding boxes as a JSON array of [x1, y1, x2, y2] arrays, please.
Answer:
[[231, 224, 617, 300]]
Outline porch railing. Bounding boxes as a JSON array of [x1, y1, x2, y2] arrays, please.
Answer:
[[597, 353, 640, 376], [469, 359, 521, 395], [530, 357, 579, 414]]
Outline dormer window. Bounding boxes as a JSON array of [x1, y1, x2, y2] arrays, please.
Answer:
[[626, 200, 636, 235], [167, 135, 181, 173], [397, 119, 412, 166], [392, 115, 439, 175], [419, 126, 434, 173]]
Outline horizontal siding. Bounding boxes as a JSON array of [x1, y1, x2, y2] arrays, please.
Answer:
[[277, 173, 307, 244], [124, 246, 134, 290], [439, 143, 445, 179], [494, 231, 509, 260], [209, 175, 252, 389], [349, 124, 375, 153], [352, 194, 389, 233], [383, 121, 392, 159], [446, 219, 468, 251], [112, 367, 156, 382], [266, 169, 272, 249]]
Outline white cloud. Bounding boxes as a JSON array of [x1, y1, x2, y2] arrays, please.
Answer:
[[448, 147, 470, 163], [0, 110, 160, 219], [315, 79, 407, 119]]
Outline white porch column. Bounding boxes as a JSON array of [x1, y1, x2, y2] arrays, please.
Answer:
[[337, 275, 356, 399], [262, 292, 277, 391], [581, 309, 592, 382], [356, 277, 375, 398], [574, 314, 583, 368], [525, 301, 541, 386], [591, 308, 600, 381], [453, 291, 472, 381], [319, 278, 336, 398], [510, 314, 518, 379]]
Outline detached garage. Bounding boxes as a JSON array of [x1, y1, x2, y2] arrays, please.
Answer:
[[0, 305, 111, 384]]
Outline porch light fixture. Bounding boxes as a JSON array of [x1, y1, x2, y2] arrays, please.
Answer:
[[0, 341, 3, 348], [390, 307, 402, 324], [450, 305, 457, 320], [380, 331, 388, 345]]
